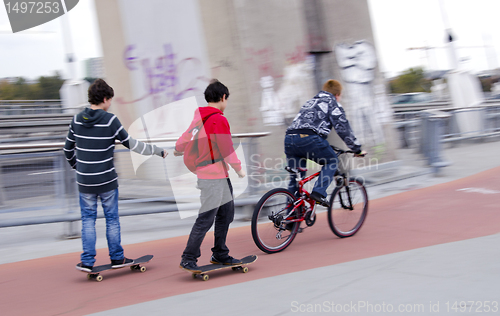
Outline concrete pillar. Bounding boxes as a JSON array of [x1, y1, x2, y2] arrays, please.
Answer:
[[94, 0, 398, 183]]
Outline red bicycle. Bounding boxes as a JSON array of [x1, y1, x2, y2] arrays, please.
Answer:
[[251, 146, 368, 254]]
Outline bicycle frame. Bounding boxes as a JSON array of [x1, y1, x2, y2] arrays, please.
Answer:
[[252, 146, 367, 253], [282, 171, 320, 224], [282, 146, 362, 224]]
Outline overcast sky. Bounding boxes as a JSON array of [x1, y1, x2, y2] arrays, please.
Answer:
[[0, 0, 101, 79], [368, 0, 500, 77], [1, 0, 499, 80]]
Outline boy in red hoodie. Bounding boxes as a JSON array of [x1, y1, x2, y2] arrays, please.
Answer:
[[175, 79, 246, 271]]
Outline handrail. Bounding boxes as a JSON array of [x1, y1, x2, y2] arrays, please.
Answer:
[[392, 100, 500, 113], [0, 99, 61, 104], [0, 132, 271, 151], [0, 196, 261, 228]]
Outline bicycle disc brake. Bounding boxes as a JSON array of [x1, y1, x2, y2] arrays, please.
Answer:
[[270, 214, 284, 229]]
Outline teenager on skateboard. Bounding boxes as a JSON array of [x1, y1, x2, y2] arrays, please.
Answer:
[[174, 79, 246, 272], [65, 79, 167, 273]]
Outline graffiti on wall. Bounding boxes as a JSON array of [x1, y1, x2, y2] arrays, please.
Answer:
[[115, 43, 209, 138], [277, 61, 316, 126], [245, 45, 315, 126], [259, 76, 283, 125], [335, 41, 392, 147], [120, 43, 209, 108]]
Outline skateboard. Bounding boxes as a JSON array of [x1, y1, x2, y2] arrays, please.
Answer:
[[182, 255, 258, 281], [78, 255, 153, 282]]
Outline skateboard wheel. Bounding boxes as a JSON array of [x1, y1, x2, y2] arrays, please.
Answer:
[[95, 275, 103, 282], [231, 267, 238, 271], [242, 267, 249, 273], [202, 274, 209, 281], [192, 274, 197, 279], [87, 274, 91, 280], [140, 266, 146, 272]]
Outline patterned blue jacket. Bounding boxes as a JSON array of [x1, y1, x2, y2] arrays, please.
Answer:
[[286, 91, 362, 153]]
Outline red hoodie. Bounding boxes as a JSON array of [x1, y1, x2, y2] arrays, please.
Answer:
[[175, 106, 242, 179]]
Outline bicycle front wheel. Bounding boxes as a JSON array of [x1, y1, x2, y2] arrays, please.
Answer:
[[327, 179, 368, 238], [251, 188, 300, 254]]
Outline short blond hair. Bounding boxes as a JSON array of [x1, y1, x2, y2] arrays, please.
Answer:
[[322, 79, 342, 96]]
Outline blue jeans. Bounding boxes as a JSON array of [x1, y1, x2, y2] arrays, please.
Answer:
[[79, 189, 123, 266], [284, 134, 338, 198]]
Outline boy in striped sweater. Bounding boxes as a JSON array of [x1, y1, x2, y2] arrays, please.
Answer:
[[65, 79, 167, 273]]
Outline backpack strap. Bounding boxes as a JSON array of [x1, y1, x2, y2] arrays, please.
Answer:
[[196, 112, 223, 168], [188, 112, 218, 133], [204, 112, 220, 166]]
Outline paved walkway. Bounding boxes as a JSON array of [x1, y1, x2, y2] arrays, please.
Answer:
[[1, 146, 500, 315], [1, 139, 500, 315]]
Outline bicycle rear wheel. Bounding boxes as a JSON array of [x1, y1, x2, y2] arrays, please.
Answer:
[[251, 188, 300, 254], [327, 178, 368, 238]]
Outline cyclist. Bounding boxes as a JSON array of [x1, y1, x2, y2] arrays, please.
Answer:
[[285, 79, 365, 207]]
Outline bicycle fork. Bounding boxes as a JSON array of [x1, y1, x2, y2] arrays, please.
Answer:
[[339, 185, 354, 211]]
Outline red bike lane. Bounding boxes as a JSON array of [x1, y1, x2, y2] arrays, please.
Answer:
[[1, 166, 500, 316]]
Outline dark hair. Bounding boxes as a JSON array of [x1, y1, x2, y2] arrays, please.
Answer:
[[88, 78, 114, 105], [204, 79, 229, 103]]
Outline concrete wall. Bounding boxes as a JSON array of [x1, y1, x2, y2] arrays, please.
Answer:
[[202, 0, 314, 167], [94, 0, 397, 183], [94, 0, 135, 127], [95, 0, 212, 181], [199, 0, 312, 139]]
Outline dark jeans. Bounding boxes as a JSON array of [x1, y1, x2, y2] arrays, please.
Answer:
[[181, 178, 234, 263], [284, 134, 338, 198]]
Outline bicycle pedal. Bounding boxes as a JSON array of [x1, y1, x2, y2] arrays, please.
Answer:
[[305, 211, 316, 227]]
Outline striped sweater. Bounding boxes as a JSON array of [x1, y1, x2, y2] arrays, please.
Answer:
[[64, 108, 163, 194]]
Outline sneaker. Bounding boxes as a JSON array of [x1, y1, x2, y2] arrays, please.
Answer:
[[179, 260, 201, 272], [111, 257, 134, 269], [210, 255, 242, 265], [76, 262, 93, 273], [310, 191, 330, 208]]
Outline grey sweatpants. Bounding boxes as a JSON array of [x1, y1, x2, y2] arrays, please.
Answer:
[[181, 178, 234, 263]]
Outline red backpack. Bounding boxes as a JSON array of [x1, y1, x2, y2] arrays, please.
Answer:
[[183, 112, 222, 173]]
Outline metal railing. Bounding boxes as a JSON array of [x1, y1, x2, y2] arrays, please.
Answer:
[[0, 133, 270, 229], [0, 100, 65, 115], [394, 103, 500, 149], [391, 99, 500, 113]]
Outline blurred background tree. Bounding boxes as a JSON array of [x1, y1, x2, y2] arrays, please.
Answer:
[[389, 67, 432, 93], [0, 72, 64, 100]]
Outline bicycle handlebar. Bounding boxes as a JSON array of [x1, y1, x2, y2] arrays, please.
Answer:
[[331, 146, 366, 157]]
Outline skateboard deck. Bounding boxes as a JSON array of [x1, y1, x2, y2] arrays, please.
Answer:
[[78, 255, 153, 282], [182, 255, 257, 281]]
